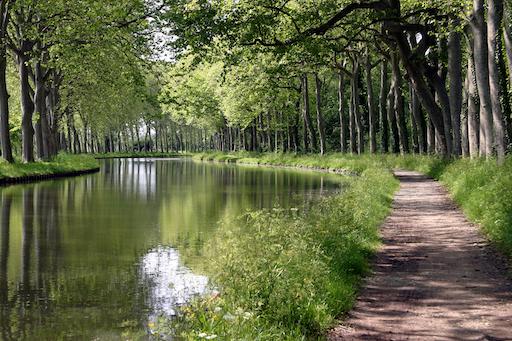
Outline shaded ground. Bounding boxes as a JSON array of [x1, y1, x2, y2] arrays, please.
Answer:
[[329, 171, 512, 341]]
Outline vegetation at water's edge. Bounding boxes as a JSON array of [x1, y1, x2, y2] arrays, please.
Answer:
[[175, 152, 511, 339], [147, 153, 397, 339], [0, 154, 99, 181], [197, 152, 512, 257], [93, 152, 189, 159], [196, 152, 512, 257]]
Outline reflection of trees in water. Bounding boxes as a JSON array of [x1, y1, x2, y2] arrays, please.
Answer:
[[0, 160, 342, 339], [0, 186, 63, 340], [1, 192, 12, 340], [100, 158, 338, 207]]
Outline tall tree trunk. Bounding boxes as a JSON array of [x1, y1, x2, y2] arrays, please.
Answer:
[[18, 54, 35, 162], [448, 31, 463, 156], [391, 52, 409, 154], [379, 61, 389, 153], [146, 121, 152, 151], [46, 78, 59, 157], [0, 47, 12, 163], [34, 61, 50, 160], [366, 52, 377, 153], [293, 110, 299, 152], [429, 69, 453, 156], [301, 74, 317, 152], [410, 86, 419, 153], [117, 130, 122, 152], [427, 118, 436, 154], [66, 110, 72, 153], [503, 1, 512, 141], [504, 1, 512, 85], [462, 73, 470, 157], [314, 73, 326, 155], [35, 115, 43, 159], [410, 87, 427, 154], [266, 112, 272, 151], [338, 71, 347, 152], [387, 75, 399, 154], [487, 0, 507, 162], [351, 59, 364, 154], [471, 0, 494, 158], [0, 2, 12, 163], [389, 23, 448, 156], [349, 67, 357, 153], [135, 123, 141, 151], [499, 33, 512, 144], [82, 124, 88, 153], [466, 31, 480, 158]]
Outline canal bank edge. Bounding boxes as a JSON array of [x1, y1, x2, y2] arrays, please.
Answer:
[[94, 152, 190, 159], [183, 152, 512, 339], [192, 153, 359, 176], [0, 167, 100, 186], [166, 153, 400, 339], [0, 155, 100, 186]]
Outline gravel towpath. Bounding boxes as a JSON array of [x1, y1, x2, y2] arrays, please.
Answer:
[[329, 171, 512, 341]]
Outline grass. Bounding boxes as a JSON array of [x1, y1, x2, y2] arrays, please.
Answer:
[[168, 151, 512, 340], [4, 150, 506, 339], [94, 151, 189, 159], [153, 152, 399, 340], [386, 155, 512, 258], [366, 154, 512, 257], [0, 154, 99, 181], [196, 152, 512, 257]]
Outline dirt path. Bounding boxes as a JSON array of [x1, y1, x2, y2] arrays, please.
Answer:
[[329, 171, 512, 341]]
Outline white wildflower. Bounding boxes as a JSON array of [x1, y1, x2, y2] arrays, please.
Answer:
[[223, 313, 235, 321]]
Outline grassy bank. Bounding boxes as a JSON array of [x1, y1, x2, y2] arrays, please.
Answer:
[[94, 151, 188, 159], [170, 152, 512, 340], [0, 154, 99, 182], [154, 152, 398, 339], [196, 152, 512, 258], [196, 152, 512, 255]]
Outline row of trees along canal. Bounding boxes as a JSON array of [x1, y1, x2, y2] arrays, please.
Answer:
[[1, 1, 512, 164]]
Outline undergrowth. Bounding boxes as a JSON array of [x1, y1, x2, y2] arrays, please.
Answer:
[[195, 152, 512, 258], [155, 153, 398, 340]]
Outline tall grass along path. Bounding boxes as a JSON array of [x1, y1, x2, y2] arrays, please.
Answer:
[[329, 171, 512, 340]]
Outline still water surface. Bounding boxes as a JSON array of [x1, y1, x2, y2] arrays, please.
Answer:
[[0, 158, 342, 340]]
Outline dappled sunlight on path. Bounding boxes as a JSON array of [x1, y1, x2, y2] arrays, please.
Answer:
[[329, 171, 512, 341]]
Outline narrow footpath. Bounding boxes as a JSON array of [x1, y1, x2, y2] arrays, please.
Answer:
[[329, 171, 512, 341]]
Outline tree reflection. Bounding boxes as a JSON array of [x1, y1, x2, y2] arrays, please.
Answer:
[[0, 159, 342, 339], [0, 192, 12, 340]]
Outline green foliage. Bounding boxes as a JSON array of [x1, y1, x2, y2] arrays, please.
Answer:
[[437, 158, 512, 257], [155, 152, 398, 339], [160, 57, 225, 131]]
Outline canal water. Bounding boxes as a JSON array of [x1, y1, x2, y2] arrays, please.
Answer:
[[0, 158, 342, 340]]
